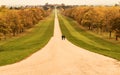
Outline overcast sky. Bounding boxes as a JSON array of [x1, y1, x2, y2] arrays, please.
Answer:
[[0, 0, 120, 6]]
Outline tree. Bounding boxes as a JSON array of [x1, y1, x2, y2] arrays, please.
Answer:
[[81, 8, 97, 30], [62, 6, 120, 40], [0, 6, 50, 40], [110, 16, 120, 40]]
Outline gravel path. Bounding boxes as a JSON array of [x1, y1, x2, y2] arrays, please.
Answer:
[[0, 9, 120, 75]]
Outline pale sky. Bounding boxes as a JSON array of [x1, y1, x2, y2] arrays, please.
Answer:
[[0, 0, 120, 6]]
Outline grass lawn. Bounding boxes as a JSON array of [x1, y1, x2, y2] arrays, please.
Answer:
[[58, 13, 120, 60], [0, 12, 54, 66]]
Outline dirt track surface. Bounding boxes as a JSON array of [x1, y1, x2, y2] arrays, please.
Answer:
[[0, 10, 120, 75]]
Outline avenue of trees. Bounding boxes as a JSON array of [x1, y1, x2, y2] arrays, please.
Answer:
[[62, 6, 120, 40], [0, 5, 51, 40]]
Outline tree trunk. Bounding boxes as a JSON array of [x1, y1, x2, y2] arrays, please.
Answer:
[[12, 29, 16, 36], [13, 31, 16, 36], [89, 26, 91, 30], [100, 27, 103, 35], [109, 31, 112, 39], [116, 35, 118, 41]]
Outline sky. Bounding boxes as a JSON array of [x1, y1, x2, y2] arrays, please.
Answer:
[[0, 0, 120, 6]]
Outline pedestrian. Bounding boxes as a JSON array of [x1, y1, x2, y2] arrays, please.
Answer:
[[63, 35, 65, 40], [62, 35, 64, 40], [62, 35, 65, 40]]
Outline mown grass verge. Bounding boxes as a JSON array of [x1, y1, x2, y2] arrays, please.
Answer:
[[58, 13, 120, 60], [0, 12, 54, 66]]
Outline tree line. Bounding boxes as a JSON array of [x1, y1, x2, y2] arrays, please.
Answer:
[[62, 6, 120, 40], [0, 6, 51, 40]]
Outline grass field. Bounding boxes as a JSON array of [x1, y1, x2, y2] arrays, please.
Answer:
[[58, 13, 120, 60], [0, 12, 54, 66]]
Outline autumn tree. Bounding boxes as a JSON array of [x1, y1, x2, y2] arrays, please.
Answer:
[[110, 16, 120, 40], [0, 6, 50, 40], [62, 6, 120, 40]]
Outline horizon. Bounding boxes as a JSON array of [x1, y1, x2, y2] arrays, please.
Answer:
[[0, 0, 120, 6]]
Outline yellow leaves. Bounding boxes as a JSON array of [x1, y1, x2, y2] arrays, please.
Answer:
[[63, 6, 120, 40], [0, 6, 49, 39]]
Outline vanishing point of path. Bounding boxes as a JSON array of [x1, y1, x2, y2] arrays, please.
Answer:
[[0, 9, 120, 75]]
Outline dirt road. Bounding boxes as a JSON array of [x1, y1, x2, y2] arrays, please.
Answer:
[[0, 9, 120, 75]]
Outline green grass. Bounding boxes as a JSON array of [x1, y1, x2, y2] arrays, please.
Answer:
[[0, 12, 54, 66], [58, 13, 120, 60]]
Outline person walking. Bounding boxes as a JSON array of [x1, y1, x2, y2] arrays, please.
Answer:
[[62, 35, 65, 40]]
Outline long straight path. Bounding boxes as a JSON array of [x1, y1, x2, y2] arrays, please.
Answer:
[[0, 9, 120, 75]]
